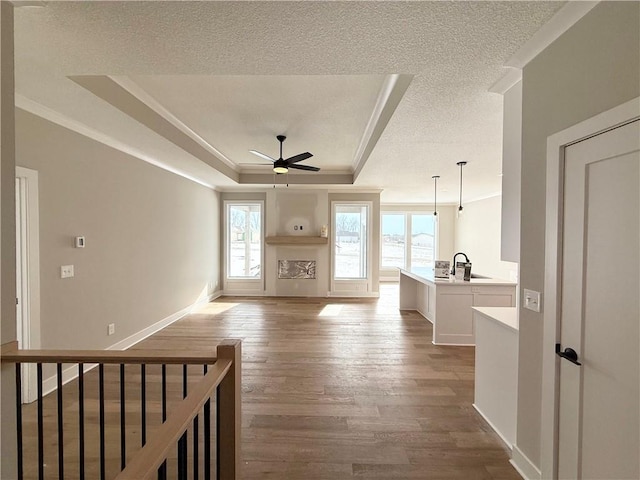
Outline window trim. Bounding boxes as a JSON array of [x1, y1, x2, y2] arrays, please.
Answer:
[[223, 200, 265, 282], [331, 201, 373, 282]]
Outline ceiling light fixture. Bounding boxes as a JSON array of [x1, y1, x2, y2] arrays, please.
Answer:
[[457, 161, 467, 217], [432, 175, 440, 217]]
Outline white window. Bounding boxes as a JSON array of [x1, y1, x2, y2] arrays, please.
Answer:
[[226, 203, 262, 279], [381, 213, 405, 268], [381, 212, 436, 271], [333, 203, 369, 279], [410, 214, 435, 269]]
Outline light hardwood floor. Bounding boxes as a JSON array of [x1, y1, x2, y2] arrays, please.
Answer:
[[20, 284, 520, 479]]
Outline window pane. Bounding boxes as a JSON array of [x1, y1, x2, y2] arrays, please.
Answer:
[[411, 214, 435, 269], [382, 213, 405, 267], [228, 204, 261, 278], [334, 204, 368, 279]]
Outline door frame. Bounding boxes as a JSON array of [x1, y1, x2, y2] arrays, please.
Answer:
[[15, 166, 40, 404], [541, 97, 640, 479]]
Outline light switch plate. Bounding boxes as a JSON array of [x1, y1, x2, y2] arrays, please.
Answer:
[[523, 288, 541, 313], [61, 265, 74, 279]]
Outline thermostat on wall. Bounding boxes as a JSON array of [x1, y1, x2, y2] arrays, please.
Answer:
[[75, 236, 85, 248]]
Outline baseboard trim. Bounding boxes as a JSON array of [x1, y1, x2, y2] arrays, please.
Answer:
[[327, 291, 380, 298], [222, 290, 266, 297], [431, 341, 475, 347], [510, 444, 542, 480], [472, 403, 513, 451], [208, 290, 223, 301], [40, 292, 220, 398]]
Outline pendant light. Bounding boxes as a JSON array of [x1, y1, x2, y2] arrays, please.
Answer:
[[432, 175, 440, 216], [457, 161, 467, 217]]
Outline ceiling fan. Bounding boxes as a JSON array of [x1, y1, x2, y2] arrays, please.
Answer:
[[249, 135, 320, 173]]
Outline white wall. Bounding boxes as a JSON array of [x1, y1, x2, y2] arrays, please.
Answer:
[[501, 80, 522, 263], [0, 4, 17, 478], [518, 1, 639, 470], [15, 109, 221, 352], [436, 205, 456, 265], [455, 195, 518, 281]]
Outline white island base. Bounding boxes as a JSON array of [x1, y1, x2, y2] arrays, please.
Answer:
[[399, 268, 516, 345]]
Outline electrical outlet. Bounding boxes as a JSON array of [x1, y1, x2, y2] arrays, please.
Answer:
[[61, 265, 74, 278], [523, 288, 542, 313], [108, 323, 115, 336]]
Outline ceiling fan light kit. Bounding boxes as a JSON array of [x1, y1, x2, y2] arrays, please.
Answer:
[[250, 134, 320, 175]]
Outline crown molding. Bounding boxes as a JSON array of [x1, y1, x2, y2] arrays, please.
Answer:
[[110, 76, 238, 172], [70, 75, 239, 182], [352, 74, 413, 181], [489, 1, 598, 95], [506, 1, 599, 69], [239, 172, 353, 185], [15, 94, 217, 190], [489, 68, 522, 95]]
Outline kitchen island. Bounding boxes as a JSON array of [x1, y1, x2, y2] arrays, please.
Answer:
[[399, 267, 517, 345]]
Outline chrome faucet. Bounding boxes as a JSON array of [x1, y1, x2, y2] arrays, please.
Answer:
[[451, 252, 470, 275]]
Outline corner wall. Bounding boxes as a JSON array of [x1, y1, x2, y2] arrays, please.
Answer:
[[517, 1, 639, 471], [15, 109, 221, 351], [1, 3, 17, 478], [454, 195, 518, 281]]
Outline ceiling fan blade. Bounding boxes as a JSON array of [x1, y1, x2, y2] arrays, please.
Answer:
[[285, 152, 313, 164], [249, 150, 275, 162], [288, 163, 320, 172]]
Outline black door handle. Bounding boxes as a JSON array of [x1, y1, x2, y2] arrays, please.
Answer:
[[555, 344, 582, 366]]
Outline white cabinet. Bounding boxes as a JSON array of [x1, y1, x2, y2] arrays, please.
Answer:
[[433, 285, 516, 345], [433, 286, 475, 345]]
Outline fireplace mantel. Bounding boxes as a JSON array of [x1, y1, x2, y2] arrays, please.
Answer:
[[265, 236, 328, 245]]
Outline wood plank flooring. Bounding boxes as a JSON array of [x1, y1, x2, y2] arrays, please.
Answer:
[[19, 284, 521, 479]]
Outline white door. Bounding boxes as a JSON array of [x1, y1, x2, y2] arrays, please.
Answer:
[[557, 120, 639, 479], [15, 176, 30, 402], [15, 167, 40, 404]]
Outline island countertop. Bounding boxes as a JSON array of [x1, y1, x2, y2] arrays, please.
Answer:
[[399, 267, 517, 287], [472, 306, 519, 332]]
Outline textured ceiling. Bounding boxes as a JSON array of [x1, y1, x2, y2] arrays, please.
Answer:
[[13, 1, 566, 202], [129, 74, 387, 172]]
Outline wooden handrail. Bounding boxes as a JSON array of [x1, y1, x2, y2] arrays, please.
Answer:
[[1, 348, 217, 365], [4, 338, 242, 479], [113, 358, 233, 480]]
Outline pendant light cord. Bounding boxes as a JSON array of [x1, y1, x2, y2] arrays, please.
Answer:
[[457, 161, 467, 211], [432, 175, 439, 215], [459, 165, 462, 208]]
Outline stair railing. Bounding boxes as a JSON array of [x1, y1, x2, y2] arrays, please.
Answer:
[[1, 338, 241, 480]]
